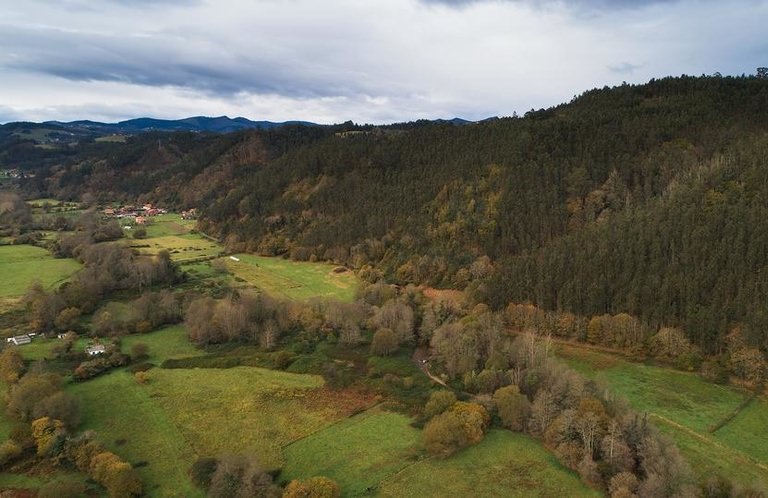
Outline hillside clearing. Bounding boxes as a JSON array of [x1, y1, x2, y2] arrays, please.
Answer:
[[0, 245, 80, 299], [282, 407, 421, 495], [377, 430, 601, 498], [224, 254, 358, 302], [557, 344, 768, 486]]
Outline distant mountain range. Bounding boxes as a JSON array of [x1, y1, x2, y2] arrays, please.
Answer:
[[44, 116, 320, 134], [1, 115, 477, 136]]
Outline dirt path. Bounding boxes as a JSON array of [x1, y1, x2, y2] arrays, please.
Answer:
[[412, 348, 449, 388]]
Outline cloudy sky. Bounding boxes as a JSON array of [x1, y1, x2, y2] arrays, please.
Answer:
[[0, 0, 765, 124]]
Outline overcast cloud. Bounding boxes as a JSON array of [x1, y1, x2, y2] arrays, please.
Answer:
[[0, 0, 765, 123]]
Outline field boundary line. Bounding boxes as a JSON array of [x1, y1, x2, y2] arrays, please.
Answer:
[[709, 392, 758, 434], [650, 413, 768, 472], [375, 453, 434, 492], [280, 401, 384, 450]]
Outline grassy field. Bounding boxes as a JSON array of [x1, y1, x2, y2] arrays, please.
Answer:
[[557, 344, 768, 487], [282, 407, 421, 495], [121, 325, 202, 363], [69, 371, 202, 498], [225, 254, 358, 302], [134, 234, 222, 262], [378, 430, 600, 498], [145, 367, 371, 471], [0, 245, 80, 299]]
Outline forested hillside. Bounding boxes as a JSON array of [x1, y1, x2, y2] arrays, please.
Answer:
[[7, 74, 768, 354]]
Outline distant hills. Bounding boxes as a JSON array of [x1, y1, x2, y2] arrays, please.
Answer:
[[0, 115, 478, 146], [43, 116, 320, 134]]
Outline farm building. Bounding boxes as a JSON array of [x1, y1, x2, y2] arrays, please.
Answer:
[[6, 335, 32, 346], [86, 345, 106, 356]]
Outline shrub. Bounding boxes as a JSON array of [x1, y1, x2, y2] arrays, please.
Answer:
[[130, 343, 149, 362], [283, 476, 341, 497], [424, 391, 457, 419], [370, 328, 398, 356], [0, 440, 22, 466], [190, 456, 218, 489], [38, 479, 86, 498]]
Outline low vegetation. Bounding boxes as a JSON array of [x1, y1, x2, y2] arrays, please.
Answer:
[[224, 254, 358, 302], [0, 245, 80, 299], [378, 430, 601, 497], [282, 407, 421, 495], [557, 344, 768, 487]]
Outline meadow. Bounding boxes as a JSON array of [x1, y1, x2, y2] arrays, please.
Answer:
[[557, 344, 768, 487], [134, 233, 222, 263], [145, 367, 372, 471], [282, 407, 422, 495], [0, 245, 80, 299], [378, 430, 601, 498], [224, 253, 358, 302]]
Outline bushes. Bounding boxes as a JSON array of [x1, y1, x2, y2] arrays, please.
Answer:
[[370, 328, 398, 356], [73, 351, 130, 381], [283, 476, 341, 497], [423, 401, 489, 458], [0, 440, 22, 466]]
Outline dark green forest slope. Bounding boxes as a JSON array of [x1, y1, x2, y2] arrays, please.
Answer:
[[6, 75, 768, 353]]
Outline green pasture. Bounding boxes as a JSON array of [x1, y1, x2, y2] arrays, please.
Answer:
[[145, 366, 367, 471], [121, 325, 202, 364], [0, 245, 80, 298], [224, 254, 358, 302], [133, 233, 222, 262], [282, 407, 421, 495], [557, 344, 768, 486], [378, 430, 600, 498], [135, 214, 195, 238], [69, 371, 202, 498], [95, 134, 128, 143]]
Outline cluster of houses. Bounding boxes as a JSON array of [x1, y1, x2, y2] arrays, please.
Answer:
[[0, 169, 33, 179], [103, 203, 168, 225], [180, 208, 198, 220], [6, 333, 106, 356]]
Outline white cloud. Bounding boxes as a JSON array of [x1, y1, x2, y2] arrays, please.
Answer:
[[0, 0, 765, 123]]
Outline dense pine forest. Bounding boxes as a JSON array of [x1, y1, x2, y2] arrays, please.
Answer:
[[5, 74, 768, 356]]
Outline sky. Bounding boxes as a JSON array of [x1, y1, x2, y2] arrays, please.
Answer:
[[0, 0, 765, 124]]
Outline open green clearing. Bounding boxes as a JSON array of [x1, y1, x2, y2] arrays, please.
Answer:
[[0, 245, 80, 299], [145, 367, 370, 471], [69, 370, 202, 498], [225, 253, 358, 302], [122, 325, 202, 363], [557, 344, 768, 487], [282, 407, 421, 495], [379, 430, 600, 498], [134, 234, 222, 262]]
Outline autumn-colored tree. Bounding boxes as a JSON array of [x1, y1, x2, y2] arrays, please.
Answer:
[[54, 307, 81, 332], [609, 472, 639, 498], [371, 300, 414, 344], [282, 476, 341, 498], [370, 328, 398, 356], [0, 347, 25, 384], [90, 451, 142, 498], [6, 373, 62, 421], [423, 401, 489, 457], [0, 439, 22, 466], [493, 385, 531, 431], [423, 390, 457, 419], [31, 417, 66, 456], [423, 410, 468, 458]]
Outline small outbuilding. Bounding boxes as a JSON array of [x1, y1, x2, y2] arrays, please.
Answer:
[[85, 345, 106, 356], [6, 335, 31, 346]]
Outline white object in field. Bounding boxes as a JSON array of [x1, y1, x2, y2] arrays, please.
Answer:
[[229, 256, 240, 262]]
